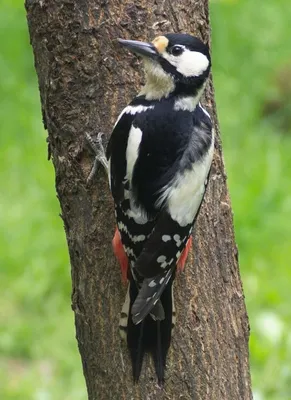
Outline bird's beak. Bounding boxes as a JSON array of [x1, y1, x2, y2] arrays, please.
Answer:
[[118, 38, 159, 59]]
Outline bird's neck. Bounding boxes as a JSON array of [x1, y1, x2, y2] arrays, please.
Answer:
[[139, 73, 206, 107], [172, 81, 207, 111], [139, 75, 175, 100], [138, 83, 206, 114], [140, 59, 208, 102]]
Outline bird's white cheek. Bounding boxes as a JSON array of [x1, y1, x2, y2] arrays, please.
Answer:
[[177, 51, 209, 77]]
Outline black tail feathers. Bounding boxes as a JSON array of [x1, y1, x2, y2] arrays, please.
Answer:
[[127, 275, 174, 383]]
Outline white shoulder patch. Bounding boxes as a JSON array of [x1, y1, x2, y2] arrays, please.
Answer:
[[126, 104, 154, 115], [113, 104, 154, 128], [126, 125, 143, 181]]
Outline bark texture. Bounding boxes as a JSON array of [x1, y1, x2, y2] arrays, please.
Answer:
[[25, 0, 252, 399]]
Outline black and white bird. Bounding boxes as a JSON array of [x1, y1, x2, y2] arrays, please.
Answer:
[[87, 33, 214, 383]]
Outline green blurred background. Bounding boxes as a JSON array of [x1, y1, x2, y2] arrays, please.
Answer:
[[1, 0, 290, 398]]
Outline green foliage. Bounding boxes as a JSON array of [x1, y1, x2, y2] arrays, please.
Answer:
[[0, 2, 85, 399], [0, 0, 290, 398], [211, 0, 291, 398]]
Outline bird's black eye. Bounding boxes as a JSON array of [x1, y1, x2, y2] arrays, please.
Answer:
[[170, 45, 184, 56]]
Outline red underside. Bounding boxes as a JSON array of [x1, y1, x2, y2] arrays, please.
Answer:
[[112, 227, 192, 281], [112, 227, 129, 283], [177, 237, 192, 272]]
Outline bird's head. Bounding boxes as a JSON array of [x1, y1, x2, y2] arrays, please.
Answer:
[[118, 33, 211, 100]]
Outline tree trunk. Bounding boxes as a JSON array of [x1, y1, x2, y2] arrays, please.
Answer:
[[25, 0, 252, 399]]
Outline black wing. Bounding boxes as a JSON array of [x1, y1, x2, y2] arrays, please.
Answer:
[[130, 104, 213, 323]]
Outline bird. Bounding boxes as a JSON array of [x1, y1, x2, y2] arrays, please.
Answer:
[[86, 33, 214, 384]]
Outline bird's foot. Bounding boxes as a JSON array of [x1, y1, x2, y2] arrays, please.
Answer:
[[85, 132, 108, 184]]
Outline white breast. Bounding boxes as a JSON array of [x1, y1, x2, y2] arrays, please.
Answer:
[[159, 132, 214, 226]]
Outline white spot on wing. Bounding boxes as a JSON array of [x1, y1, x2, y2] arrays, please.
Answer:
[[157, 255, 167, 263], [118, 221, 128, 233], [162, 235, 171, 242], [124, 246, 135, 258], [148, 280, 157, 288], [173, 234, 182, 247], [132, 234, 146, 243], [117, 222, 146, 243]]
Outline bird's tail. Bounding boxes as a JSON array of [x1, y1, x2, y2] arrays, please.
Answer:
[[119, 274, 175, 383]]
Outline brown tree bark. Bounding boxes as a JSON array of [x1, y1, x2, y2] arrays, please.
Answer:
[[25, 0, 252, 399]]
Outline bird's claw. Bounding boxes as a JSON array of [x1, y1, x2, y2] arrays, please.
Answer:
[[85, 132, 108, 184]]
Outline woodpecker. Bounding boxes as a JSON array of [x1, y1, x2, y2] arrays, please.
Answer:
[[87, 33, 213, 383]]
